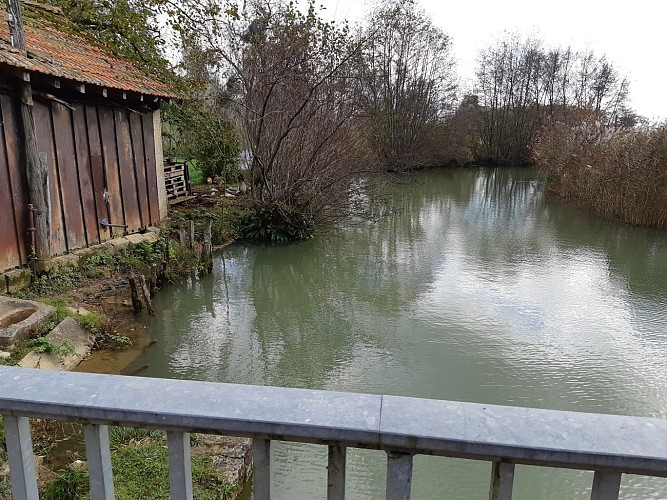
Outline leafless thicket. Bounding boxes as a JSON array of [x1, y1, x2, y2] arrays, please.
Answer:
[[358, 0, 456, 169], [475, 35, 632, 165]]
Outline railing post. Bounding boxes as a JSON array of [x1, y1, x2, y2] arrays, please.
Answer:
[[253, 438, 271, 500], [84, 424, 115, 500], [590, 471, 621, 500], [327, 445, 346, 500], [386, 451, 413, 500], [489, 460, 515, 500], [3, 415, 39, 500], [167, 431, 193, 500]]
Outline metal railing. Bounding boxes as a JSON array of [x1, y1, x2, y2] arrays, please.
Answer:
[[1, 365, 666, 500]]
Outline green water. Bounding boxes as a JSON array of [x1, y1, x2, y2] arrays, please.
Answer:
[[129, 168, 667, 499]]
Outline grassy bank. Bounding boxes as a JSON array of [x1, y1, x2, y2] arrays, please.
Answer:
[[41, 428, 240, 500], [0, 421, 244, 500], [534, 121, 667, 228]]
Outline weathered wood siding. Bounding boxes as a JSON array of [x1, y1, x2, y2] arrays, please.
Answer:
[[0, 92, 160, 272]]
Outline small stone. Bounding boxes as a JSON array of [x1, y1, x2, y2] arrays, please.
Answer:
[[0, 351, 11, 359], [66, 306, 91, 316], [68, 460, 86, 471]]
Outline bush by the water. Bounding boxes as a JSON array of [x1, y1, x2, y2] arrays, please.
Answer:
[[241, 203, 314, 242], [534, 120, 667, 228]]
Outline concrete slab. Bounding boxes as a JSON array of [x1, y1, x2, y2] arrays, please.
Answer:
[[379, 395, 667, 475], [19, 317, 94, 371], [105, 238, 131, 252], [66, 306, 91, 316], [0, 297, 55, 348], [72, 247, 98, 259], [51, 253, 80, 268], [125, 233, 159, 245], [4, 268, 31, 293], [0, 368, 383, 446]]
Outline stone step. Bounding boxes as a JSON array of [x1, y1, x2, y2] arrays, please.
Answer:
[[19, 317, 94, 371]]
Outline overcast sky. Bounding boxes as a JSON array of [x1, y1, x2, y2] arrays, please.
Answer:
[[316, 0, 666, 121]]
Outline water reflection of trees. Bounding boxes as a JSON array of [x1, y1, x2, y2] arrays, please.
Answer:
[[136, 167, 666, 394], [246, 167, 666, 388], [416, 168, 666, 299]]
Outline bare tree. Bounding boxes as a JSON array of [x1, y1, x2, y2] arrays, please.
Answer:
[[154, 0, 375, 229], [475, 34, 631, 165], [359, 0, 456, 169]]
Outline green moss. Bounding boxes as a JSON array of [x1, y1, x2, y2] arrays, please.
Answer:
[[0, 416, 6, 462], [0, 477, 10, 500], [13, 266, 89, 299], [0, 357, 16, 367]]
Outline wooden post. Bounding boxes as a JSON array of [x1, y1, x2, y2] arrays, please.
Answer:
[[7, 0, 52, 272], [189, 220, 195, 250], [29, 152, 51, 273], [149, 263, 158, 297], [128, 277, 143, 314], [157, 238, 170, 286], [139, 275, 154, 315], [178, 228, 186, 247], [201, 220, 213, 275]]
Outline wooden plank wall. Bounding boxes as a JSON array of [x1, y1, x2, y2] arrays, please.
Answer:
[[0, 92, 160, 272]]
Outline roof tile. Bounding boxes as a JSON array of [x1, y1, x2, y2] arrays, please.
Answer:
[[0, 8, 177, 98]]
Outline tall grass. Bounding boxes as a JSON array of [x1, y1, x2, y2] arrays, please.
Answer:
[[534, 120, 667, 228]]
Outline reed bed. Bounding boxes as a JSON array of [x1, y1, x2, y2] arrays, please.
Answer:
[[533, 120, 667, 228]]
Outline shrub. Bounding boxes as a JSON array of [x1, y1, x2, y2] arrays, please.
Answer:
[[240, 203, 314, 242]]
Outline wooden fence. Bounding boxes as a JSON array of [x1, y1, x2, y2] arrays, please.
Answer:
[[0, 92, 160, 272]]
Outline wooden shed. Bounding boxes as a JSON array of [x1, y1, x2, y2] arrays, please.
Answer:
[[0, 1, 176, 274]]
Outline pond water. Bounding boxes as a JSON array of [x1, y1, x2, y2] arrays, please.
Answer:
[[128, 168, 667, 499]]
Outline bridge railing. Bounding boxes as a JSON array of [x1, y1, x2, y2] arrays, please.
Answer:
[[1, 366, 666, 500]]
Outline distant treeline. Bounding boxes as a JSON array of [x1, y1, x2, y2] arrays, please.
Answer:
[[49, 0, 664, 230]]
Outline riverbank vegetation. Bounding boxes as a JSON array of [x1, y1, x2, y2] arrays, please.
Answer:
[[42, 0, 665, 240], [40, 428, 239, 500], [0, 420, 242, 500]]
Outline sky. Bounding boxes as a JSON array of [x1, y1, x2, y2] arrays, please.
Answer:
[[316, 0, 667, 121]]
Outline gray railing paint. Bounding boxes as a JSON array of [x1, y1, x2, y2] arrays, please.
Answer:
[[83, 424, 114, 500], [1, 366, 666, 500]]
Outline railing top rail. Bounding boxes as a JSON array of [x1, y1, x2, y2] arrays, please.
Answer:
[[1, 366, 666, 476]]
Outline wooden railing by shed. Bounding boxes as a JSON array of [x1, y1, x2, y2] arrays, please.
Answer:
[[1, 366, 666, 500]]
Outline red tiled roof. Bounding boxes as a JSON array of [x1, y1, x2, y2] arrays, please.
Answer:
[[0, 8, 177, 98]]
